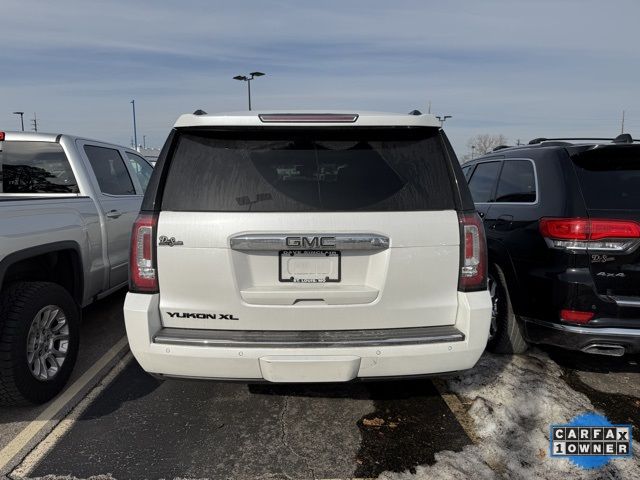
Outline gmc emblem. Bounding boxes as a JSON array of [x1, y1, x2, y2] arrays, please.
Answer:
[[285, 236, 336, 248]]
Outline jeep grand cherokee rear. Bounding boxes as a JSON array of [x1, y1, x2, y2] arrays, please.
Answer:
[[124, 111, 491, 382]]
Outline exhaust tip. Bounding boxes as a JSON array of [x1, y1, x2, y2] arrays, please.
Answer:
[[581, 344, 625, 357]]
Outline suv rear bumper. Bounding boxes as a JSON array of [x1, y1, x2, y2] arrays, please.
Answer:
[[124, 291, 491, 382], [523, 317, 640, 355]]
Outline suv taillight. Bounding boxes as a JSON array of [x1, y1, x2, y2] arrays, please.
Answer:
[[130, 213, 158, 293], [458, 212, 487, 292], [539, 218, 640, 252]]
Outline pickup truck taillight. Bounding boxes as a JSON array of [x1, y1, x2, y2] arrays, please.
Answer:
[[130, 213, 158, 293], [539, 218, 640, 252], [458, 212, 487, 292]]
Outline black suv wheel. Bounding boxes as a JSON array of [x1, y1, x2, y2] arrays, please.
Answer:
[[486, 266, 528, 354]]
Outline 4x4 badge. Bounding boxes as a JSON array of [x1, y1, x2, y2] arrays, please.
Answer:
[[158, 236, 184, 247]]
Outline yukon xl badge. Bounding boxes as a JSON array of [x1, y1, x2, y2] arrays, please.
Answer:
[[159, 236, 183, 247], [167, 312, 239, 320]]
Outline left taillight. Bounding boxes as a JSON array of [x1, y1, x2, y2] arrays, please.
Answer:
[[130, 213, 158, 293], [458, 212, 488, 292]]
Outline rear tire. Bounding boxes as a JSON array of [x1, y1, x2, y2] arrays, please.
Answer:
[[0, 282, 80, 406], [486, 265, 528, 354]]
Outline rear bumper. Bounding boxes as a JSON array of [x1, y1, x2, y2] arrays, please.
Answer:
[[523, 317, 640, 355], [124, 291, 491, 382]]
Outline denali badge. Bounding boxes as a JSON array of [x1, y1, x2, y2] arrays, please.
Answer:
[[285, 236, 336, 248], [159, 236, 184, 247], [167, 312, 239, 320]]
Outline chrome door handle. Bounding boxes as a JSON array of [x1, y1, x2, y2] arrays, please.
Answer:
[[106, 209, 122, 219]]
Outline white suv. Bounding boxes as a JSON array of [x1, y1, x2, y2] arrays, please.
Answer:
[[124, 111, 491, 382]]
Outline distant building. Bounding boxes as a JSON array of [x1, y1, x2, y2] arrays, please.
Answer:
[[137, 147, 161, 166]]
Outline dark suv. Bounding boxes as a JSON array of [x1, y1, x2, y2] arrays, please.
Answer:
[[463, 135, 640, 356]]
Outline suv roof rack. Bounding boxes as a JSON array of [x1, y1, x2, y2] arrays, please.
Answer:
[[528, 135, 639, 145]]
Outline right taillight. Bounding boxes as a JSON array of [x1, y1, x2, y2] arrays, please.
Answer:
[[130, 213, 158, 293], [540, 218, 640, 252], [458, 212, 487, 292]]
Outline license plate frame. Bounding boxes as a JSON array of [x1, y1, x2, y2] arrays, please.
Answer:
[[279, 250, 341, 283]]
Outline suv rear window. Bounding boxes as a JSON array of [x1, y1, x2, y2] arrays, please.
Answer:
[[572, 147, 640, 210], [161, 128, 455, 212], [0, 141, 79, 194]]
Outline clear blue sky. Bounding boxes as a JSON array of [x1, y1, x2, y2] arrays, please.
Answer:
[[2, 0, 638, 155]]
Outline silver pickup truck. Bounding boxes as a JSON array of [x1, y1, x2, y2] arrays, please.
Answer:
[[0, 131, 153, 405]]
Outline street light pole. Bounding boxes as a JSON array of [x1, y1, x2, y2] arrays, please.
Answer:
[[436, 115, 452, 127], [13, 112, 25, 131], [233, 72, 266, 110], [130, 100, 138, 149]]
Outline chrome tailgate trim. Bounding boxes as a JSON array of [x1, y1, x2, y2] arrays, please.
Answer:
[[229, 233, 389, 251]]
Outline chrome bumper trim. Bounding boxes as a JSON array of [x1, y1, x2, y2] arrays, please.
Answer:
[[523, 317, 640, 337], [154, 326, 464, 348], [609, 296, 640, 308]]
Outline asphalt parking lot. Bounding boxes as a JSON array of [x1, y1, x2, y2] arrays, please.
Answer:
[[1, 292, 638, 479]]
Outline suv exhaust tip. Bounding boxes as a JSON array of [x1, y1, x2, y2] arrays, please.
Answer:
[[581, 344, 625, 357]]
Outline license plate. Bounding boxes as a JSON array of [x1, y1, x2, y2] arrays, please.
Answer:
[[279, 250, 341, 283]]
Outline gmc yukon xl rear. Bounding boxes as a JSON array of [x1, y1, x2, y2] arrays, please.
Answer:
[[124, 111, 491, 382]]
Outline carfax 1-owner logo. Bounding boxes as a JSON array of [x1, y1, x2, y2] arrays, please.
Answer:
[[550, 412, 633, 469]]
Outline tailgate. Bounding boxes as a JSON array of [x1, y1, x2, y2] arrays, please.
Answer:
[[571, 145, 640, 305]]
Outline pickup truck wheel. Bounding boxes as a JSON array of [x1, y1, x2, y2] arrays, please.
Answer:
[[0, 282, 80, 406], [486, 266, 528, 354]]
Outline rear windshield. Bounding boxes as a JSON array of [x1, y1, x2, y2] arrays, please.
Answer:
[[0, 141, 79, 194], [161, 128, 455, 212], [571, 147, 640, 210]]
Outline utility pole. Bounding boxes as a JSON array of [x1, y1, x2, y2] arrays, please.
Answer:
[[143, 135, 147, 149], [427, 101, 432, 114], [130, 100, 138, 149], [471, 145, 476, 159], [13, 112, 25, 131], [621, 110, 625, 134], [31, 112, 38, 132]]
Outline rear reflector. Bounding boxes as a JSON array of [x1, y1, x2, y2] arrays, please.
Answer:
[[458, 212, 487, 292], [129, 213, 158, 293], [540, 218, 640, 252], [259, 113, 359, 123], [560, 309, 594, 324]]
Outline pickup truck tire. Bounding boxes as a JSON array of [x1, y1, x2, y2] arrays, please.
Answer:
[[486, 265, 529, 354], [0, 282, 80, 406]]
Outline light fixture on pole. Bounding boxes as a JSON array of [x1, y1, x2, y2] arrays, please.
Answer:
[[436, 115, 452, 127], [130, 100, 138, 149], [13, 112, 25, 131], [233, 72, 266, 110]]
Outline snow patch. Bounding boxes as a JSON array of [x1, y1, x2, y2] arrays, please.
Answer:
[[379, 351, 640, 480]]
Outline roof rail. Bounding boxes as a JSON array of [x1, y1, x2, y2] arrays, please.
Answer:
[[529, 136, 639, 145], [492, 145, 511, 151]]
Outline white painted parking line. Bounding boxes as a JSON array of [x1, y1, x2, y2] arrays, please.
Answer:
[[432, 378, 479, 444], [12, 351, 133, 478], [0, 336, 130, 472]]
